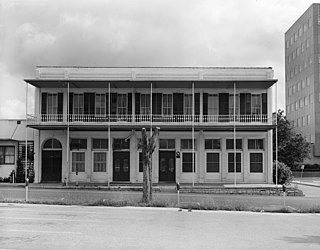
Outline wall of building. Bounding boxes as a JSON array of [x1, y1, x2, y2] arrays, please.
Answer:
[[34, 129, 273, 184]]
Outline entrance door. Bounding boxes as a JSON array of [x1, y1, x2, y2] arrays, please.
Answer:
[[113, 152, 130, 181], [42, 151, 62, 182], [159, 151, 175, 182]]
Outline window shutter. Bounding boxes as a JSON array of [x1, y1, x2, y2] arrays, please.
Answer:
[[127, 93, 132, 115], [106, 93, 109, 115], [195, 93, 200, 115], [111, 93, 117, 114], [135, 93, 140, 115], [219, 93, 229, 115], [58, 93, 63, 114], [84, 93, 89, 114], [262, 93, 267, 114], [173, 93, 183, 115], [41, 92, 47, 114], [152, 93, 162, 115], [89, 93, 95, 114], [203, 93, 208, 116]]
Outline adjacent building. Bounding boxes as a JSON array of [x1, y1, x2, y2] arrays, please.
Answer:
[[0, 119, 34, 179], [285, 3, 320, 164], [26, 66, 276, 184]]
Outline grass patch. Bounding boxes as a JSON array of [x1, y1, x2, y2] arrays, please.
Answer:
[[1, 198, 320, 214]]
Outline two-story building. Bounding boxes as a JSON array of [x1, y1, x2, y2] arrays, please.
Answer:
[[26, 66, 276, 184]]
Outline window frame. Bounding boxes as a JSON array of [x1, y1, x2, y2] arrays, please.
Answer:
[[206, 152, 220, 173], [227, 152, 242, 173], [92, 151, 107, 172], [249, 152, 264, 173], [71, 151, 85, 173], [182, 152, 196, 173], [0, 146, 15, 164]]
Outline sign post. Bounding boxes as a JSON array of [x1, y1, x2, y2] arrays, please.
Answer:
[[282, 184, 286, 207], [300, 164, 304, 182], [176, 182, 182, 211]]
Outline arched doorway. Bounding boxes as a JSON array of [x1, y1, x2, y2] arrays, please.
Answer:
[[42, 138, 62, 182]]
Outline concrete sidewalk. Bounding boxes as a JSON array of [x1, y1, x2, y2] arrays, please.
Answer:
[[292, 177, 320, 188]]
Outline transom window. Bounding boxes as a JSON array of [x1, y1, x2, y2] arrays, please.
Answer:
[[205, 139, 221, 150], [248, 139, 264, 150], [92, 139, 108, 150], [70, 139, 87, 150], [43, 139, 62, 149], [159, 139, 175, 149], [181, 139, 196, 150], [162, 94, 173, 115], [226, 139, 242, 150], [0, 146, 15, 164], [113, 139, 130, 150]]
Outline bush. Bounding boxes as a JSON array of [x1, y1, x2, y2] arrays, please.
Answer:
[[273, 161, 293, 185]]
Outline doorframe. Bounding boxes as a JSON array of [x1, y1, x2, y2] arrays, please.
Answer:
[[159, 150, 176, 182]]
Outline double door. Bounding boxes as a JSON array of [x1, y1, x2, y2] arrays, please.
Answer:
[[159, 151, 175, 182], [113, 151, 130, 181]]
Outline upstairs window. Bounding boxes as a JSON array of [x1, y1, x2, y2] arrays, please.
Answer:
[[73, 94, 84, 115], [140, 94, 150, 115], [117, 94, 127, 116], [95, 94, 106, 115], [47, 93, 58, 114], [162, 94, 173, 115], [184, 94, 192, 115]]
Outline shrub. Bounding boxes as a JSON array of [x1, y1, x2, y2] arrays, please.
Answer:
[[273, 161, 293, 185]]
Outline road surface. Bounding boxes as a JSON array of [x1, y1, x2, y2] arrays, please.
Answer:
[[0, 203, 319, 249]]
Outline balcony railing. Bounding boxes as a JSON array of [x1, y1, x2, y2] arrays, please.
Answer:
[[27, 114, 272, 126]]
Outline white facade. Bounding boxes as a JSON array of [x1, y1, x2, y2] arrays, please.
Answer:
[[26, 66, 277, 184]]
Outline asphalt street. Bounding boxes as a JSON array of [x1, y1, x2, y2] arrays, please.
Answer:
[[1, 186, 320, 211], [0, 203, 320, 249]]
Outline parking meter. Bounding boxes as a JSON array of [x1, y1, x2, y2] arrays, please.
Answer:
[[282, 184, 286, 193], [25, 178, 29, 187], [176, 182, 180, 191]]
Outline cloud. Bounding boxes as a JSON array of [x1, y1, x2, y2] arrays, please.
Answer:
[[0, 0, 317, 118]]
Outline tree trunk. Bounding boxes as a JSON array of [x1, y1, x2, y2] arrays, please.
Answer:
[[141, 127, 159, 203]]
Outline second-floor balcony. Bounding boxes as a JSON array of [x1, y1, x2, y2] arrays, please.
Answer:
[[27, 114, 274, 129]]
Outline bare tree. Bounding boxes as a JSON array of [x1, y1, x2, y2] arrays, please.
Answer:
[[141, 127, 160, 203]]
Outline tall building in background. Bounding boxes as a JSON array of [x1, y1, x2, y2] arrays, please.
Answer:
[[285, 3, 320, 164]]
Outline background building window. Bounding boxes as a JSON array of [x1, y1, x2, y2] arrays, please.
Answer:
[[250, 153, 263, 173], [72, 152, 85, 172], [182, 152, 195, 172], [206, 153, 220, 173], [93, 152, 106, 172], [228, 153, 241, 172], [0, 146, 15, 164]]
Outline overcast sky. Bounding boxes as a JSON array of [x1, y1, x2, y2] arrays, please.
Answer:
[[0, 0, 316, 118]]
